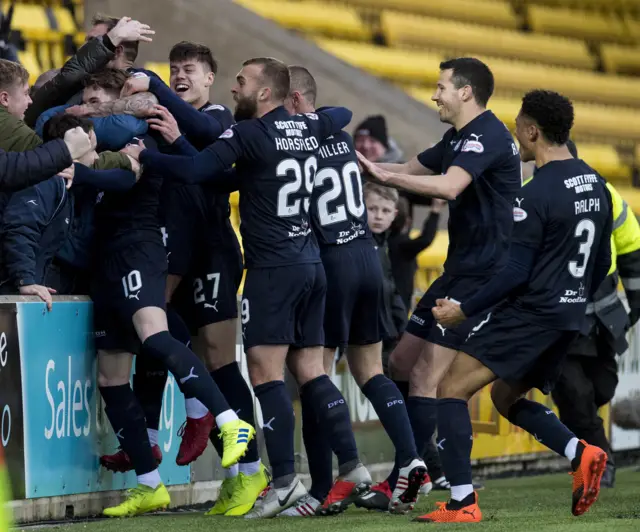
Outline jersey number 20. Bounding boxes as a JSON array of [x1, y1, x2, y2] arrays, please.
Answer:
[[568, 218, 596, 278], [315, 161, 365, 226]]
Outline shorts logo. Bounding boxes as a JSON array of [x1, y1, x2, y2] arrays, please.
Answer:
[[410, 315, 425, 326], [328, 399, 345, 409], [436, 323, 446, 336], [466, 312, 492, 341], [204, 301, 219, 311]]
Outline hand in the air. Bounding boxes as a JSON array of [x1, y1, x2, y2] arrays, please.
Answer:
[[356, 151, 392, 182], [107, 17, 155, 46]]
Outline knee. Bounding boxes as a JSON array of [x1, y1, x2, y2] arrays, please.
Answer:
[[436, 374, 468, 401], [491, 382, 518, 419], [287, 349, 325, 386], [389, 348, 412, 380], [98, 372, 128, 388]]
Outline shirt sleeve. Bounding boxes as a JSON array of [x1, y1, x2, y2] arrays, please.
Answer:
[[139, 124, 244, 184], [416, 137, 446, 174], [313, 108, 353, 140], [449, 134, 503, 180], [510, 189, 546, 250]]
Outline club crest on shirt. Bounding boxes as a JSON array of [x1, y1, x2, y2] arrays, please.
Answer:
[[461, 133, 484, 154], [513, 207, 527, 222], [219, 128, 234, 139]]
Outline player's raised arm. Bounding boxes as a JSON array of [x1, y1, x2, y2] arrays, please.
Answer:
[[139, 126, 242, 184], [313, 106, 353, 139]]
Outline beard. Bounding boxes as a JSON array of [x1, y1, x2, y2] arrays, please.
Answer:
[[234, 94, 258, 122]]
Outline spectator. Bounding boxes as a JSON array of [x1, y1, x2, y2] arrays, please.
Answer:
[[36, 68, 149, 150], [388, 196, 445, 311], [0, 59, 92, 192], [364, 182, 407, 370], [0, 114, 138, 304], [355, 114, 435, 214], [25, 16, 154, 126]]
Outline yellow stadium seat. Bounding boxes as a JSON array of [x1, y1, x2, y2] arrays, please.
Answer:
[[18, 50, 41, 85], [524, 0, 640, 10], [574, 144, 633, 184], [235, 0, 371, 41], [144, 62, 171, 85], [626, 18, 640, 44], [2, 2, 55, 41], [527, 5, 631, 44], [416, 230, 448, 270], [52, 7, 77, 34], [335, 0, 520, 30], [410, 88, 640, 144], [382, 11, 596, 70], [313, 39, 640, 108], [601, 43, 640, 75]]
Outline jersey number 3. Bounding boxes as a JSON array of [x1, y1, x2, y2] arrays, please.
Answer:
[[568, 219, 596, 278]]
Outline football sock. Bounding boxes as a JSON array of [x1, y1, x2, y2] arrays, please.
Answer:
[[100, 384, 156, 475], [507, 398, 576, 457], [212, 362, 259, 463], [141, 331, 233, 418], [253, 380, 295, 482], [301, 375, 359, 474], [362, 374, 418, 465], [437, 399, 473, 498], [301, 385, 333, 502], [133, 354, 167, 432]]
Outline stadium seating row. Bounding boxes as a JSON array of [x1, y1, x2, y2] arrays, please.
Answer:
[[315, 38, 640, 111], [239, 0, 640, 76], [1, 1, 81, 83]]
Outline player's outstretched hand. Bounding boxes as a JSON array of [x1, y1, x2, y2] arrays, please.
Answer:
[[120, 75, 151, 98], [356, 151, 391, 183], [432, 298, 466, 328], [146, 105, 181, 144], [19, 284, 57, 311], [107, 17, 155, 45], [59, 164, 75, 190]]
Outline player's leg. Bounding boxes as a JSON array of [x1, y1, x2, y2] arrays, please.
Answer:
[[414, 350, 494, 523], [488, 323, 607, 517], [241, 267, 308, 518], [347, 247, 426, 513], [288, 263, 369, 516], [98, 349, 171, 517], [281, 346, 335, 517]]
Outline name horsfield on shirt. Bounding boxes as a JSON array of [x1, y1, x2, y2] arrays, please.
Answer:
[[275, 136, 319, 152]]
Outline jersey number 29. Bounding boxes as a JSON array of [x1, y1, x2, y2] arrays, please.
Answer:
[[568, 219, 596, 278], [277, 157, 317, 217]]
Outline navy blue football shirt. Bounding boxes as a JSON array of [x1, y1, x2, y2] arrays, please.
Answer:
[[140, 105, 353, 267], [417, 110, 521, 276], [310, 129, 370, 247], [509, 158, 612, 330]]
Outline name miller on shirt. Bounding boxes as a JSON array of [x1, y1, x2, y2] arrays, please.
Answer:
[[318, 141, 351, 159], [564, 174, 598, 194], [275, 136, 319, 152], [575, 198, 600, 215]]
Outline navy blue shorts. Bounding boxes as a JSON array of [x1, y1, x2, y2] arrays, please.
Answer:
[[172, 245, 244, 333], [460, 304, 578, 393], [406, 273, 493, 349], [241, 263, 326, 351], [92, 240, 167, 354], [161, 182, 205, 277], [321, 242, 383, 348]]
